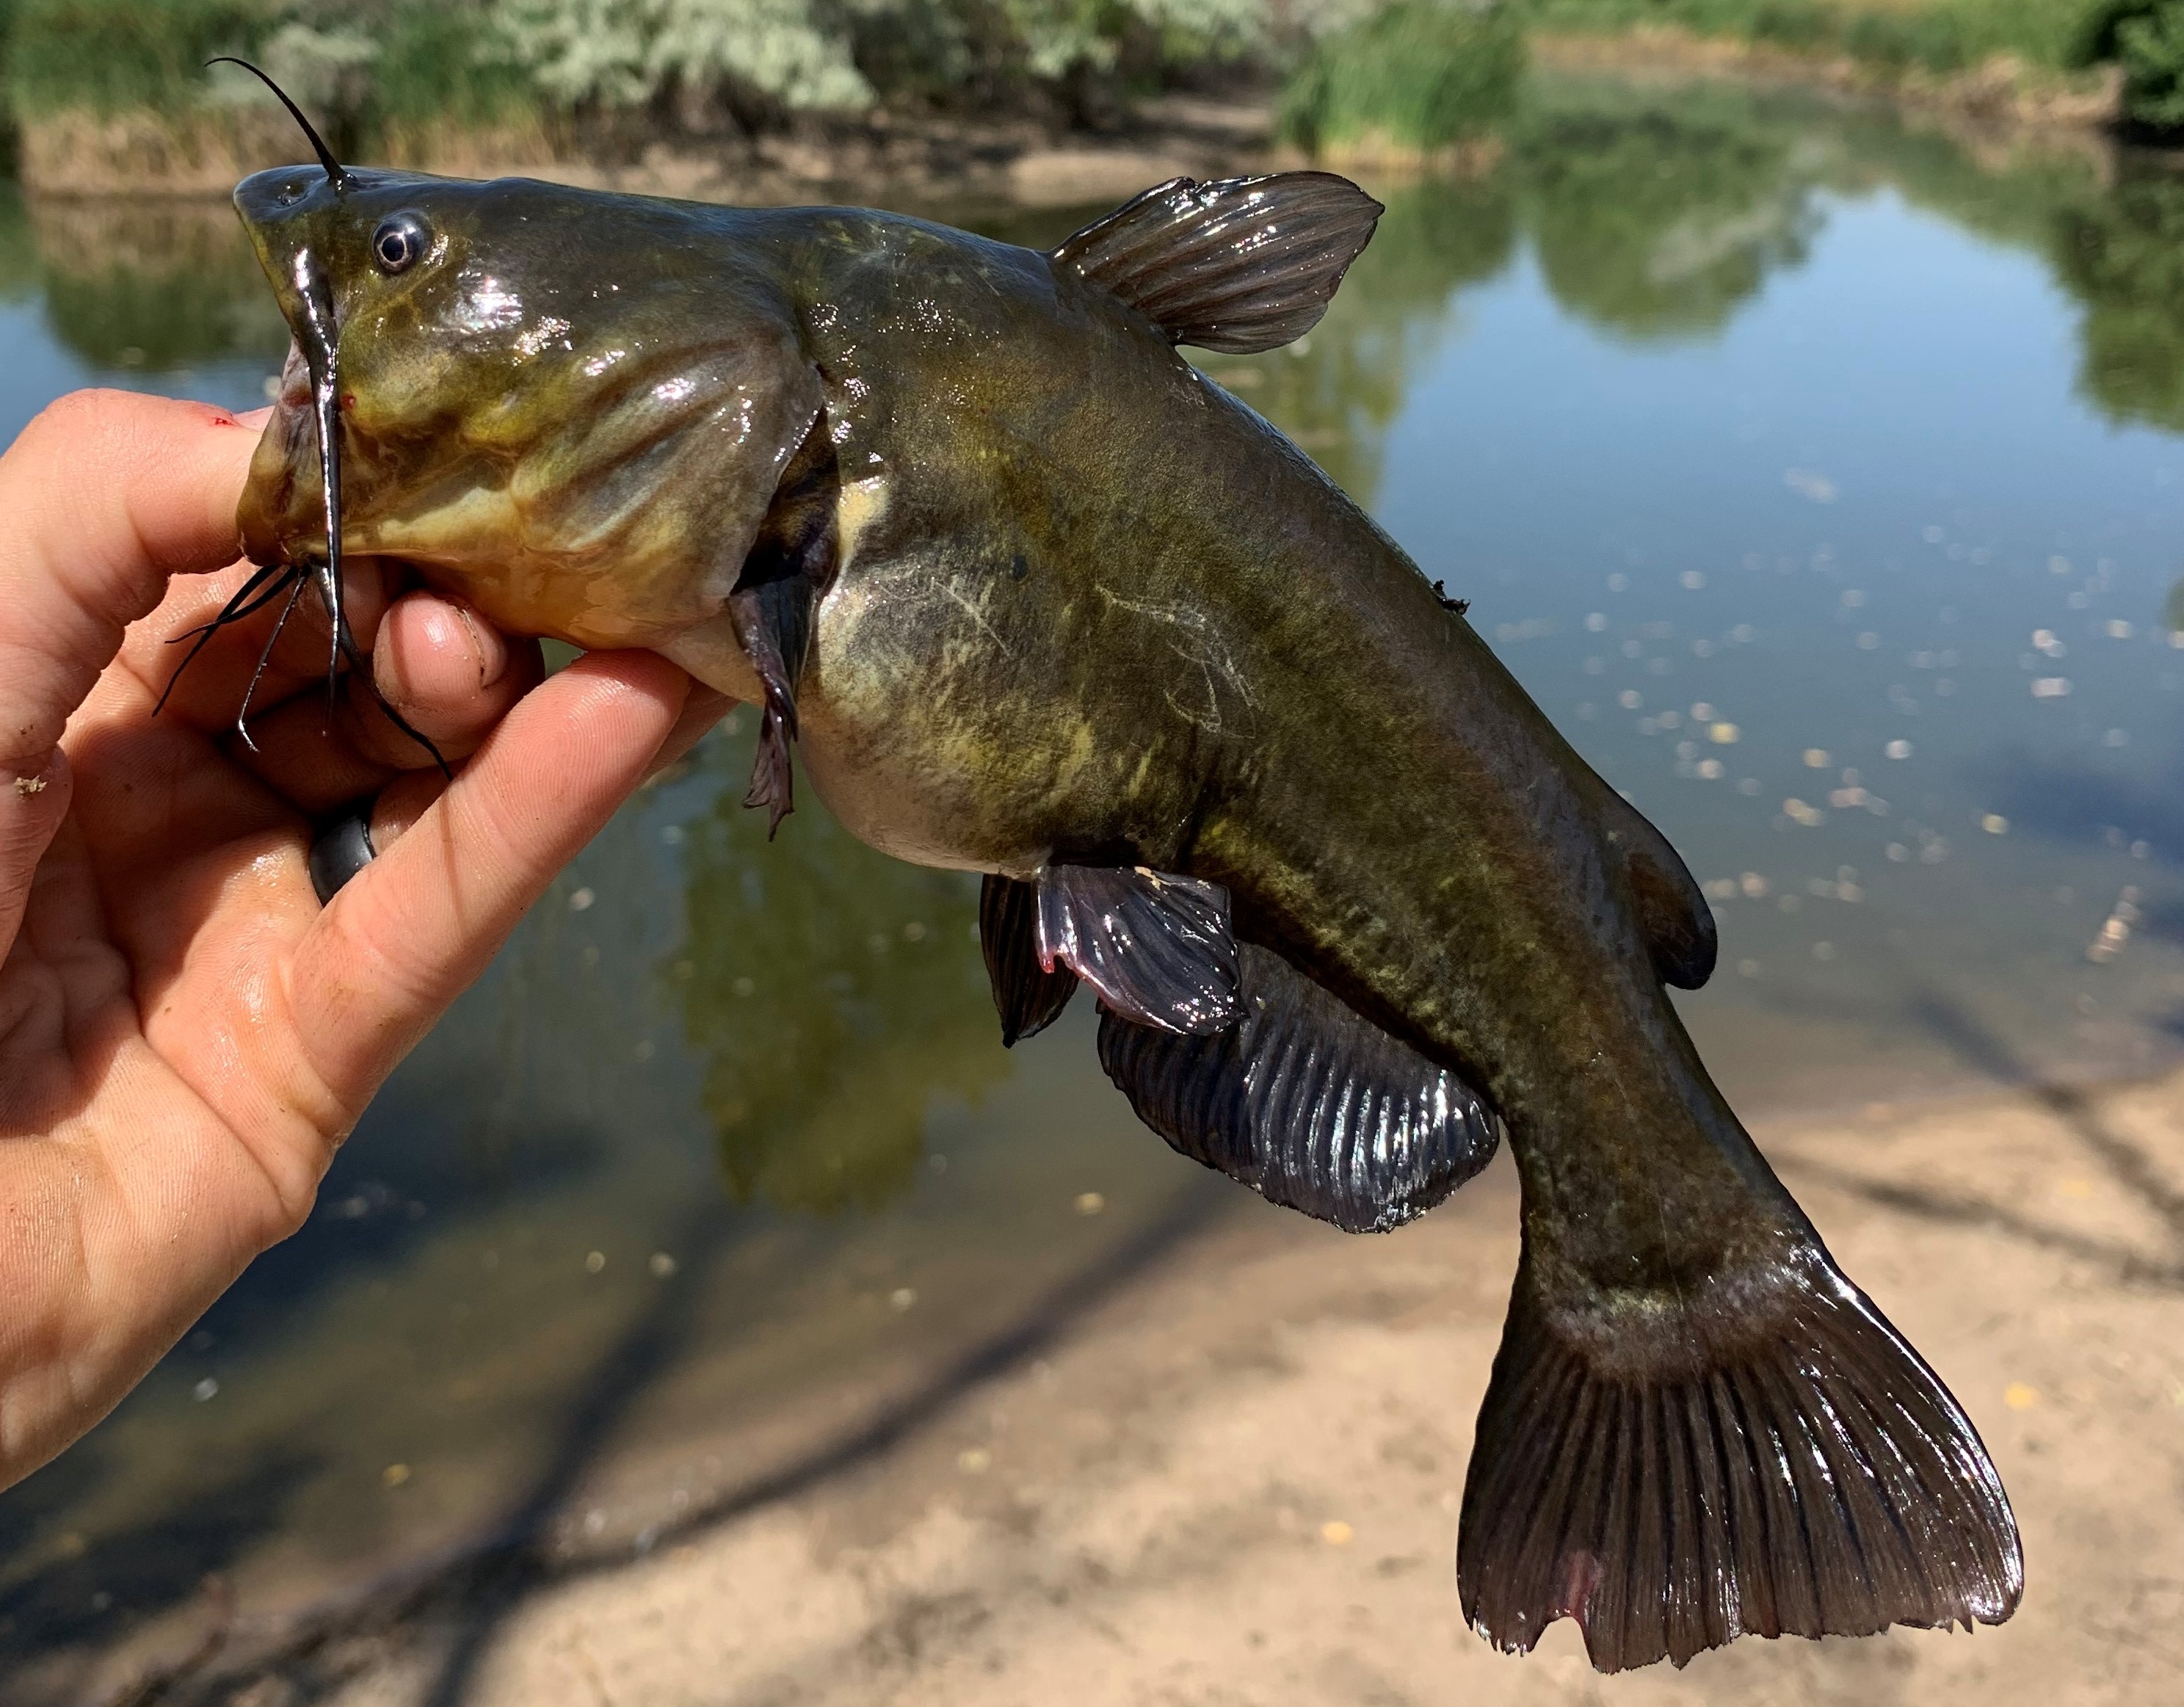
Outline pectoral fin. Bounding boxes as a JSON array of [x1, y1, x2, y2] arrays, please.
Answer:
[[729, 413, 839, 838], [1098, 943, 1501, 1233], [1051, 173, 1382, 355], [728, 579, 808, 838]]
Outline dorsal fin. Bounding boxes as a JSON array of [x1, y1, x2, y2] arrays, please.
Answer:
[[1600, 791, 1716, 989], [1051, 173, 1382, 354]]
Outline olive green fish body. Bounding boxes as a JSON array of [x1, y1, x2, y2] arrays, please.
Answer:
[[228, 161, 2021, 1673], [736, 213, 1777, 1304]]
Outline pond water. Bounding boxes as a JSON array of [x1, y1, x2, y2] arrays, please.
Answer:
[[10, 76, 2184, 1697]]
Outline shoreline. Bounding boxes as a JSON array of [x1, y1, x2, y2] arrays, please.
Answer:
[[1533, 27, 2125, 135], [59, 1057, 2184, 1706], [10, 34, 2147, 207]]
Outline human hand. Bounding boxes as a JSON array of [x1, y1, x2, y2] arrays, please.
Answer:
[[0, 391, 725, 1488]]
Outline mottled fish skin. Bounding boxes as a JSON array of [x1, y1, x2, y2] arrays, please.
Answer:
[[231, 165, 2019, 1670]]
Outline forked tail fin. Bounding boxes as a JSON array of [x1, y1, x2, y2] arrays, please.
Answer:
[[1457, 1236, 2022, 1672]]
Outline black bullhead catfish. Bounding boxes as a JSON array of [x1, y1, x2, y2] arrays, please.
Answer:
[[211, 78, 2021, 1672]]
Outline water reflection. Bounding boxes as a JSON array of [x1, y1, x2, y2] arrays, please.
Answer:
[[0, 191, 287, 374], [2054, 170, 2184, 433], [674, 723, 1003, 1214], [1517, 101, 1822, 341], [1198, 175, 1515, 496]]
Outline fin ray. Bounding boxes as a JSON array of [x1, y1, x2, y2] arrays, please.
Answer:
[[1051, 173, 1382, 355], [1459, 1242, 2022, 1671], [979, 873, 1078, 1045], [1099, 943, 1499, 1233], [1035, 863, 1240, 1035]]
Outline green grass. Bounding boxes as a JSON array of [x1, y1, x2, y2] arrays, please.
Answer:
[[5, 0, 268, 118], [1527, 0, 2099, 77], [1281, 0, 1526, 156]]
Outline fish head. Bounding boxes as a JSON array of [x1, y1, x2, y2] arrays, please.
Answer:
[[233, 164, 820, 649]]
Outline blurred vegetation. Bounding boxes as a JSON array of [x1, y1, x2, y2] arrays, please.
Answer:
[[1280, 0, 1523, 156], [670, 727, 1008, 1216], [6, 0, 269, 117], [1514, 98, 1818, 339], [23, 196, 289, 365], [2071, 0, 2184, 128], [1531, 0, 2095, 80], [2051, 167, 2184, 430], [1, 0, 2180, 166], [0, 0, 1327, 151], [1196, 170, 1514, 493]]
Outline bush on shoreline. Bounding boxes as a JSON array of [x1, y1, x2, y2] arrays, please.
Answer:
[[1280, 0, 1523, 159], [0, 0, 2171, 184]]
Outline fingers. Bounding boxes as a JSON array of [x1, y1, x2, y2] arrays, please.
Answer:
[[129, 565, 546, 812], [288, 650, 692, 1115], [0, 391, 262, 780], [223, 598, 546, 811], [123, 557, 394, 733], [358, 592, 544, 764], [647, 683, 733, 781]]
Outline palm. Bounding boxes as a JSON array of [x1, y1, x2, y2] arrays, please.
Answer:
[[0, 392, 708, 1490]]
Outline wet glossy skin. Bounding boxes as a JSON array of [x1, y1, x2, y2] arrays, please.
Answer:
[[234, 165, 1802, 1316]]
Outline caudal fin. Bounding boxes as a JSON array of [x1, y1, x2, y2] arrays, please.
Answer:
[[1457, 1239, 2022, 1672]]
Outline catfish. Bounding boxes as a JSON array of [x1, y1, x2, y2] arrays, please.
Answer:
[[217, 90, 2021, 1672]]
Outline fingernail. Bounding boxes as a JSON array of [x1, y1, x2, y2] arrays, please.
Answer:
[[454, 605, 508, 689]]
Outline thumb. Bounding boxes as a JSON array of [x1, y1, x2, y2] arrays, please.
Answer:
[[0, 389, 260, 962], [0, 390, 260, 780]]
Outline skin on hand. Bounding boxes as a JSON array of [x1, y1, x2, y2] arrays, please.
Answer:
[[0, 390, 727, 1489]]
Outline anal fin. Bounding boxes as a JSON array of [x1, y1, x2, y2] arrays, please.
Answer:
[[1459, 1238, 2022, 1671], [1098, 943, 1500, 1233]]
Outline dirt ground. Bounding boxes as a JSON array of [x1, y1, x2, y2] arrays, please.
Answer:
[[288, 1068, 2184, 1707]]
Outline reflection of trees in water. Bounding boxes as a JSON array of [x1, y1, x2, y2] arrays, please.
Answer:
[[671, 731, 1006, 1215], [1197, 174, 1514, 499], [2052, 171, 2184, 434], [1514, 104, 1821, 341], [0, 188, 40, 307], [18, 195, 289, 372]]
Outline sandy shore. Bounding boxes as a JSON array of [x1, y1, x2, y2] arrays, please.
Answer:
[[172, 1059, 2180, 1707]]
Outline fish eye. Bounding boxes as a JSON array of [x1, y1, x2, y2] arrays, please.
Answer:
[[371, 214, 429, 275]]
